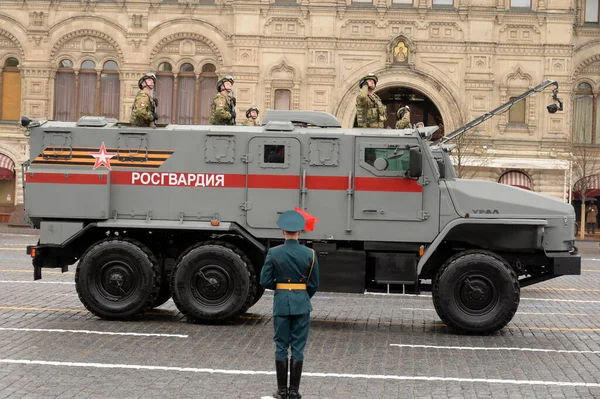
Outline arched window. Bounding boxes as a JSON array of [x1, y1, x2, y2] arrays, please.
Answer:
[[54, 59, 76, 121], [199, 63, 217, 124], [54, 58, 121, 121], [0, 153, 15, 210], [100, 60, 120, 120], [1, 57, 21, 121], [498, 170, 532, 191], [573, 82, 596, 144], [156, 62, 174, 125], [78, 59, 97, 118], [177, 63, 195, 124], [155, 61, 217, 125]]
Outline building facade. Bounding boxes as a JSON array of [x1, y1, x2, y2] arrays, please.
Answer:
[[1, 0, 599, 222]]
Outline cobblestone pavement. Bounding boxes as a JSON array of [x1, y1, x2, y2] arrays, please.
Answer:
[[0, 233, 599, 399]]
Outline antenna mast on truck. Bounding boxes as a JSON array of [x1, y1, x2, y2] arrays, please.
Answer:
[[436, 79, 564, 145]]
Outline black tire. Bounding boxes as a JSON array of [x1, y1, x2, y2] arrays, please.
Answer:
[[432, 250, 520, 334], [170, 242, 255, 322], [252, 285, 265, 306], [75, 238, 160, 320]]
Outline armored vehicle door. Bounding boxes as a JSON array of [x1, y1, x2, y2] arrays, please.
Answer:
[[354, 137, 424, 221], [246, 137, 302, 228]]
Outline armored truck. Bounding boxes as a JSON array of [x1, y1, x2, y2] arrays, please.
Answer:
[[21, 81, 580, 334]]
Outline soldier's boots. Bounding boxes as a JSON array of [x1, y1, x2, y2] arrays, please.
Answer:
[[274, 359, 288, 399], [288, 358, 303, 399]]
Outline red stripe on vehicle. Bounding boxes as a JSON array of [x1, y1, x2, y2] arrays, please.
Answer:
[[305, 176, 348, 190], [26, 172, 422, 193], [248, 174, 300, 189], [355, 177, 422, 192], [25, 173, 108, 185]]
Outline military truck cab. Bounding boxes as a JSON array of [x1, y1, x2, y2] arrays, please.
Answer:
[[21, 96, 580, 335]]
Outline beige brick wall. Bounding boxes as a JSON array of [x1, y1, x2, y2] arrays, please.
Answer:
[[0, 0, 599, 203]]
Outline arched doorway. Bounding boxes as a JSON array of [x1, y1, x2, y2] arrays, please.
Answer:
[[381, 86, 443, 133], [352, 86, 444, 135], [0, 153, 15, 223], [336, 68, 462, 132]]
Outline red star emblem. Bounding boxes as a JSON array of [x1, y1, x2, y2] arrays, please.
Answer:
[[90, 142, 117, 170]]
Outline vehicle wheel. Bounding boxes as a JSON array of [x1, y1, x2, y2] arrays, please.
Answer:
[[432, 250, 520, 334], [252, 285, 265, 306], [170, 242, 255, 322], [75, 238, 160, 320]]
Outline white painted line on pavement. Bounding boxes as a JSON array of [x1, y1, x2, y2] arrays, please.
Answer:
[[1, 359, 600, 388], [366, 292, 600, 304], [521, 297, 600, 304], [395, 308, 591, 317], [0, 327, 188, 338], [517, 312, 592, 316], [0, 280, 74, 285], [390, 344, 600, 355]]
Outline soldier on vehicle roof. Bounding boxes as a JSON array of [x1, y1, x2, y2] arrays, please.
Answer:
[[130, 72, 158, 127], [355, 73, 387, 128], [243, 106, 260, 126], [209, 75, 236, 125], [396, 105, 412, 129], [260, 210, 319, 399]]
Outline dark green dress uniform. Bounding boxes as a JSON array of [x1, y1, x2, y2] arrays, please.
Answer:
[[260, 210, 319, 399]]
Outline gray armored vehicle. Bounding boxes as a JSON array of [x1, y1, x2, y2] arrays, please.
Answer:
[[21, 80, 579, 334]]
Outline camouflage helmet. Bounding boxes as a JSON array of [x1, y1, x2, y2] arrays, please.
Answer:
[[359, 73, 378, 88], [246, 106, 260, 118], [397, 105, 410, 119], [216, 75, 234, 91], [138, 72, 157, 90]]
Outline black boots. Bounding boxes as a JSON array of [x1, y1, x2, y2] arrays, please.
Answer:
[[288, 358, 303, 399], [274, 360, 288, 399]]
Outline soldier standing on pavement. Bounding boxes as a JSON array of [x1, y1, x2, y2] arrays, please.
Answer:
[[396, 105, 412, 129], [260, 210, 320, 399], [209, 75, 237, 125], [243, 106, 260, 126], [355, 73, 387, 128], [130, 72, 158, 127]]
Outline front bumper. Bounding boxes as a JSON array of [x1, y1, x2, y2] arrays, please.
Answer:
[[547, 250, 581, 276]]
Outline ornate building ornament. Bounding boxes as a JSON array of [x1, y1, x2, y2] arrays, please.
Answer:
[[0, 28, 25, 56], [575, 54, 600, 75], [150, 32, 223, 66], [50, 29, 123, 63], [387, 35, 414, 66]]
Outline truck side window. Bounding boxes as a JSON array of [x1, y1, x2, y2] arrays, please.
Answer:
[[364, 147, 409, 172], [264, 144, 285, 164]]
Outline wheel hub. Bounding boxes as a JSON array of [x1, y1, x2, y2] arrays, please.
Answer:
[[99, 263, 135, 298], [195, 267, 231, 302], [458, 276, 495, 312]]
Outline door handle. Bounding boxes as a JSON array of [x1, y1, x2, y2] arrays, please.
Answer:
[[362, 209, 378, 213]]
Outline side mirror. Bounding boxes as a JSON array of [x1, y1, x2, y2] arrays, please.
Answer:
[[408, 148, 422, 178], [437, 159, 446, 179]]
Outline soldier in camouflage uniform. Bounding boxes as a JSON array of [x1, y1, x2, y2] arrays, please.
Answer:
[[209, 75, 236, 125], [243, 106, 260, 126], [396, 105, 412, 129], [130, 72, 158, 127], [355, 73, 387, 128]]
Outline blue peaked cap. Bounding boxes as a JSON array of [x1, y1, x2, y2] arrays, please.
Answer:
[[276, 210, 306, 232]]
